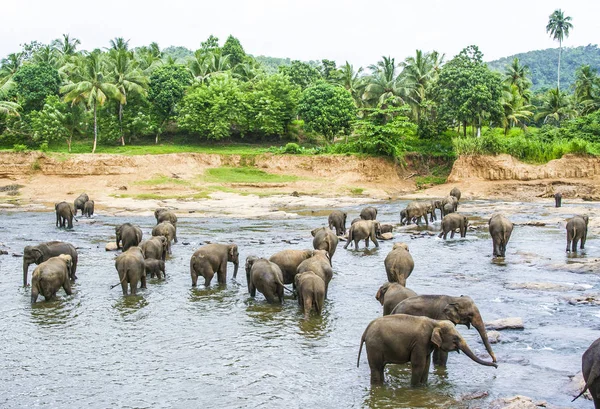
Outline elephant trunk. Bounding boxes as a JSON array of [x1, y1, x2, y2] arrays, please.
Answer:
[[233, 261, 239, 279], [458, 339, 498, 368], [472, 314, 497, 363], [23, 261, 30, 287]]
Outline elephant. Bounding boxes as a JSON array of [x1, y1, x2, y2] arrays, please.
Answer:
[[140, 236, 168, 262], [311, 226, 338, 262], [438, 213, 468, 239], [450, 187, 461, 202], [31, 254, 73, 303], [442, 202, 455, 216], [73, 193, 89, 216], [566, 215, 589, 252], [554, 192, 562, 207], [400, 209, 415, 226], [114, 246, 146, 296], [328, 210, 347, 236], [488, 213, 514, 258], [379, 224, 393, 234], [83, 200, 94, 217], [375, 282, 417, 316], [441, 195, 458, 217], [155, 208, 178, 229], [116, 223, 143, 252], [190, 243, 239, 287], [573, 337, 600, 408], [294, 271, 325, 319], [344, 220, 381, 250], [297, 249, 333, 297], [360, 206, 378, 221], [357, 314, 497, 385], [245, 256, 285, 304], [269, 249, 316, 285], [351, 217, 362, 225], [405, 201, 432, 226], [144, 259, 165, 279], [391, 294, 497, 366], [384, 242, 414, 285], [23, 241, 78, 287], [55, 201, 75, 229], [430, 200, 443, 222], [151, 221, 177, 254]]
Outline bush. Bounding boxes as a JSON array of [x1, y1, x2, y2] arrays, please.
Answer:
[[283, 142, 302, 154], [12, 144, 28, 152]]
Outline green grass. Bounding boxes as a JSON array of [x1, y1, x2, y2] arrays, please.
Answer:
[[202, 167, 299, 183], [134, 175, 191, 186], [414, 175, 447, 189], [111, 191, 211, 200], [349, 187, 364, 195]]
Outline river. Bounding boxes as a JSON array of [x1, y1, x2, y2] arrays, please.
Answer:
[[0, 200, 598, 408]]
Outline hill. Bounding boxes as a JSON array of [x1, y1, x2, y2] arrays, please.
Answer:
[[487, 44, 600, 92]]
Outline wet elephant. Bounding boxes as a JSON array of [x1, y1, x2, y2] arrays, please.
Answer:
[[190, 243, 239, 287], [155, 209, 178, 235], [375, 282, 417, 315], [430, 200, 443, 222], [245, 256, 285, 304], [55, 201, 75, 229], [344, 220, 381, 250], [297, 249, 333, 297], [144, 259, 165, 279], [566, 215, 588, 252], [360, 206, 378, 221], [328, 210, 347, 236], [151, 221, 176, 254], [573, 337, 600, 408], [295, 271, 325, 319], [23, 241, 78, 286], [439, 213, 468, 239], [140, 236, 168, 262], [31, 254, 73, 303], [554, 192, 562, 207], [384, 242, 414, 286], [391, 294, 497, 366], [488, 213, 514, 258], [357, 314, 497, 385], [115, 246, 146, 296], [441, 195, 458, 217], [73, 193, 89, 216], [450, 187, 461, 202], [269, 249, 315, 285], [116, 223, 143, 252], [311, 226, 338, 262], [405, 201, 432, 226], [83, 200, 94, 217]]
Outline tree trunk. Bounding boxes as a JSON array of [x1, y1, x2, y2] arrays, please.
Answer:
[[92, 103, 97, 154], [119, 103, 125, 146], [463, 121, 467, 137], [476, 116, 481, 138], [67, 136, 72, 153]]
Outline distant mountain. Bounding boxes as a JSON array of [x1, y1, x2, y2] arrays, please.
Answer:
[[162, 46, 194, 63], [487, 45, 600, 92]]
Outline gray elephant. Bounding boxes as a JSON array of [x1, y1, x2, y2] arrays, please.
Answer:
[[151, 221, 177, 254], [311, 226, 338, 262], [566, 215, 588, 252], [442, 202, 455, 216], [391, 294, 497, 366], [83, 200, 94, 217], [450, 187, 461, 201], [554, 192, 562, 207], [379, 224, 393, 234], [384, 242, 414, 285], [328, 210, 347, 236], [295, 271, 325, 319], [115, 246, 146, 296], [357, 314, 497, 385], [190, 243, 239, 287], [55, 201, 75, 229], [140, 236, 168, 262], [344, 220, 381, 250], [31, 254, 73, 303], [269, 249, 315, 284], [400, 208, 409, 225], [488, 213, 514, 258], [73, 193, 89, 216], [297, 249, 333, 297], [430, 200, 443, 222], [439, 213, 468, 239], [573, 337, 600, 408], [155, 208, 178, 230], [441, 195, 458, 217], [23, 241, 78, 287], [405, 201, 432, 226], [351, 217, 362, 225], [375, 282, 417, 316], [116, 223, 143, 252], [245, 256, 285, 304], [360, 206, 378, 220], [144, 259, 165, 279]]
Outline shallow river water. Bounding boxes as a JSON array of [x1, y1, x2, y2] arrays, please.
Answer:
[[0, 200, 599, 408]]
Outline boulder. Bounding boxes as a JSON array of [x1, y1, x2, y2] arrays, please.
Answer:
[[487, 330, 501, 344], [485, 317, 524, 331], [567, 372, 592, 401], [489, 395, 571, 409], [379, 232, 393, 240], [506, 282, 588, 292], [105, 242, 118, 251]]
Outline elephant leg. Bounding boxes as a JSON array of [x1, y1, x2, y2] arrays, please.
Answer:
[[369, 363, 385, 385], [365, 238, 369, 248], [432, 348, 448, 366], [450, 230, 455, 238], [121, 279, 128, 295], [566, 235, 572, 252], [572, 238, 578, 252], [191, 269, 199, 287], [141, 274, 147, 289], [372, 236, 379, 248], [420, 354, 432, 384], [410, 354, 428, 386], [204, 270, 214, 287], [303, 294, 313, 319], [63, 283, 72, 296], [217, 264, 227, 285], [250, 282, 256, 297], [581, 235, 587, 249]]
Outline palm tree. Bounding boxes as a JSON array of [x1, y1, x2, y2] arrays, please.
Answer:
[[61, 50, 124, 153], [362, 56, 405, 108], [546, 9, 573, 90], [335, 62, 365, 108], [53, 34, 81, 56], [534, 88, 576, 125], [135, 43, 163, 74], [504, 58, 532, 101], [0, 53, 23, 96], [32, 45, 60, 68], [500, 84, 534, 134], [188, 50, 231, 85], [109, 37, 130, 52], [0, 100, 21, 116], [400, 50, 444, 121], [107, 49, 148, 145]]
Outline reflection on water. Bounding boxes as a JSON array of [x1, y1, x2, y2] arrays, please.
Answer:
[[0, 201, 598, 408]]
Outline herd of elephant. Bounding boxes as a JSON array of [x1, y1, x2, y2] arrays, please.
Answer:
[[21, 190, 599, 404], [54, 193, 95, 228]]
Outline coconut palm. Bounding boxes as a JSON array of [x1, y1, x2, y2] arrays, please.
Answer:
[[504, 58, 532, 101], [546, 9, 573, 90], [188, 50, 231, 85], [362, 56, 405, 108], [32, 45, 60, 68], [0, 100, 21, 116], [109, 37, 130, 52], [61, 50, 124, 153], [534, 88, 576, 125], [53, 34, 80, 57], [135, 42, 163, 74], [0, 53, 23, 96], [500, 84, 534, 134], [400, 50, 444, 121], [335, 61, 365, 107]]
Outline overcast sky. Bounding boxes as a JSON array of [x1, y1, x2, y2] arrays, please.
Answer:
[[2, 0, 599, 68]]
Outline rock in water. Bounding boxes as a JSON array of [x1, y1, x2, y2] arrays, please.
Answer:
[[489, 395, 571, 409], [485, 317, 524, 330], [379, 232, 393, 240], [105, 242, 118, 251]]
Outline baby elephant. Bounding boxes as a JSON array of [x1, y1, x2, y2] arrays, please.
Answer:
[[295, 271, 325, 319], [573, 337, 600, 407], [31, 254, 73, 303], [554, 192, 562, 207], [439, 213, 468, 240], [83, 200, 94, 217], [357, 314, 497, 386], [375, 282, 417, 315], [144, 259, 165, 279], [245, 256, 285, 304], [566, 215, 588, 252]]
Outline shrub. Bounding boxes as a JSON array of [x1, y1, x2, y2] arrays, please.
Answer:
[[12, 144, 28, 152], [283, 143, 302, 154]]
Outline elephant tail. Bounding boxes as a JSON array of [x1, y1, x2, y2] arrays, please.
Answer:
[[573, 361, 600, 401], [357, 331, 366, 368], [110, 268, 129, 289]]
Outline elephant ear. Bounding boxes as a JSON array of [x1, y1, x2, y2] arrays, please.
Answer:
[[442, 303, 461, 325], [431, 327, 443, 348], [32, 248, 44, 264]]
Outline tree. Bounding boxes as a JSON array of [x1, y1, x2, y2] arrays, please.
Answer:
[[534, 88, 576, 125], [61, 50, 124, 153], [221, 35, 246, 67], [546, 9, 573, 90], [297, 81, 356, 140], [0, 100, 20, 116], [12, 63, 61, 112], [363, 56, 405, 108], [0, 53, 23, 96], [335, 62, 365, 107], [503, 58, 532, 101], [135, 42, 162, 74], [30, 95, 75, 149], [188, 50, 231, 85], [400, 50, 444, 122], [200, 35, 220, 54], [573, 65, 600, 114], [500, 84, 534, 135], [109, 37, 130, 52], [147, 64, 191, 142], [52, 34, 81, 64], [279, 60, 321, 90]]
